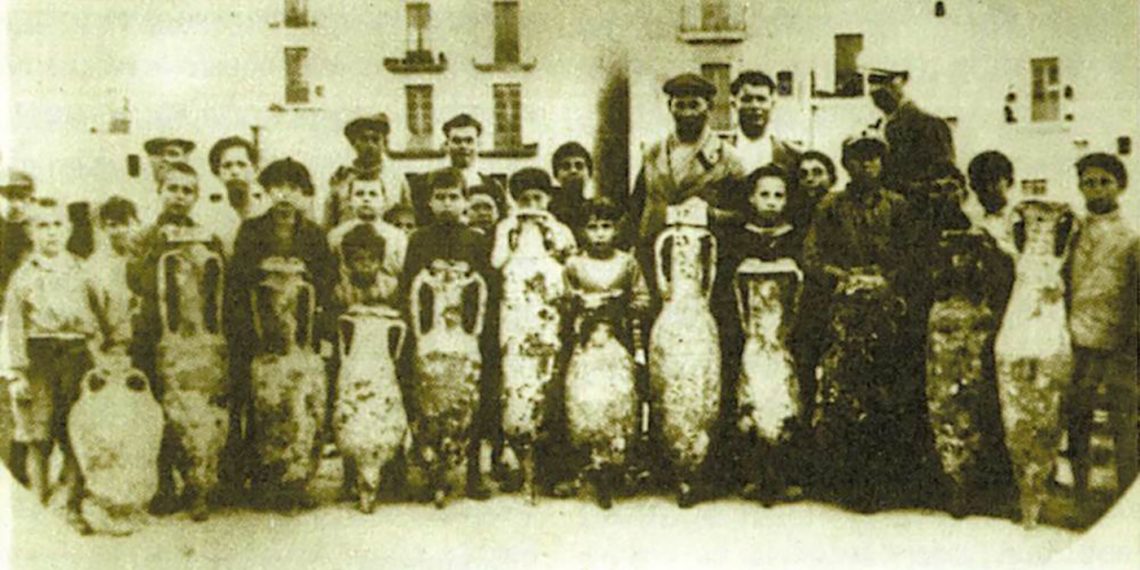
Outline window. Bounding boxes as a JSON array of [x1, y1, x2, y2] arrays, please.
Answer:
[[493, 83, 522, 149], [406, 2, 431, 54], [284, 0, 310, 28], [406, 85, 434, 150], [834, 34, 864, 97], [284, 47, 311, 104], [1031, 57, 1061, 122], [700, 63, 732, 131], [680, 0, 745, 42], [776, 70, 794, 97], [493, 0, 521, 65]]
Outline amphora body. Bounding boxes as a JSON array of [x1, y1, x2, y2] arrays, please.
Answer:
[[563, 290, 638, 508], [498, 210, 565, 501], [249, 257, 327, 506], [333, 305, 409, 513], [733, 258, 802, 502], [648, 205, 721, 506], [994, 200, 1074, 528], [67, 365, 164, 535], [410, 260, 486, 507], [155, 227, 229, 520]]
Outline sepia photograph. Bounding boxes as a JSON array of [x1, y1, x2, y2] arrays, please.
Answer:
[[0, 0, 1137, 568]]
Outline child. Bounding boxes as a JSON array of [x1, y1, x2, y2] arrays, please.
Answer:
[[556, 197, 649, 498], [225, 158, 337, 507], [328, 177, 408, 289], [3, 198, 124, 533], [789, 151, 837, 247], [400, 167, 496, 500], [490, 168, 577, 269], [382, 203, 417, 236], [712, 164, 804, 500], [465, 183, 504, 236], [1065, 152, 1139, 499], [335, 224, 401, 309], [88, 196, 140, 359], [965, 151, 1017, 253]]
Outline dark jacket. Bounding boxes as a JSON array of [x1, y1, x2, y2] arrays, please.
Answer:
[[225, 210, 337, 364], [0, 218, 31, 300], [882, 100, 956, 198]]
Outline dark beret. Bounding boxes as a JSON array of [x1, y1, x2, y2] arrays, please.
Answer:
[[842, 132, 890, 161], [344, 113, 391, 140], [866, 67, 909, 85], [144, 137, 196, 156], [442, 113, 483, 136], [663, 73, 717, 99]]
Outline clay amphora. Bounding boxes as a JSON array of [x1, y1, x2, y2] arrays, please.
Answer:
[[410, 260, 487, 507], [155, 226, 228, 520], [994, 199, 1074, 528], [333, 304, 408, 513], [498, 209, 565, 502]]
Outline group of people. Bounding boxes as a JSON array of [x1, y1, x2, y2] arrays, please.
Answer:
[[0, 66, 1136, 534]]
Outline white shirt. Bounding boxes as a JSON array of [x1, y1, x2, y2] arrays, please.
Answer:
[[735, 133, 775, 173]]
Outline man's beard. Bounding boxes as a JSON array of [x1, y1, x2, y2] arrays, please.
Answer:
[[738, 111, 768, 139], [451, 151, 473, 169], [871, 90, 899, 114], [225, 179, 250, 210], [979, 192, 1007, 215], [674, 116, 707, 142], [1086, 197, 1118, 215]]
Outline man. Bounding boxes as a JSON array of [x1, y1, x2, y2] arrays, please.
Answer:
[[730, 71, 802, 174], [144, 137, 196, 184], [549, 142, 597, 234], [866, 67, 956, 200], [208, 136, 266, 222], [0, 169, 35, 297], [412, 114, 509, 225], [628, 72, 745, 295], [326, 113, 411, 228]]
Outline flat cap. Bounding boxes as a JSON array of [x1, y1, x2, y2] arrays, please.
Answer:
[[144, 137, 196, 156], [866, 67, 909, 85], [442, 113, 483, 136], [344, 113, 391, 140], [842, 131, 890, 161], [0, 169, 34, 197], [663, 73, 717, 99]]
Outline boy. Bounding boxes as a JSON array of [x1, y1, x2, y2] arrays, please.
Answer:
[[400, 167, 496, 499], [1065, 152, 1139, 498], [225, 158, 337, 505], [490, 168, 577, 269], [965, 151, 1016, 251], [711, 165, 803, 498], [88, 196, 140, 358], [328, 177, 408, 286], [3, 198, 123, 533], [383, 203, 417, 236], [466, 184, 504, 236]]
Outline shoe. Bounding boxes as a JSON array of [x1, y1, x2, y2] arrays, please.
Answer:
[[66, 509, 93, 536]]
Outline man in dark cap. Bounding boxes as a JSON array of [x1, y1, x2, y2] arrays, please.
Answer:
[[411, 113, 509, 225], [628, 72, 745, 297], [144, 137, 196, 185], [0, 169, 34, 298], [326, 113, 411, 228], [866, 67, 956, 200]]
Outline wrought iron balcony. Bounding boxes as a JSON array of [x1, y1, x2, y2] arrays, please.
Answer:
[[384, 50, 448, 74]]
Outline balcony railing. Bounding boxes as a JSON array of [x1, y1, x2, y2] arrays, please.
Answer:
[[679, 1, 747, 43], [384, 50, 448, 74]]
